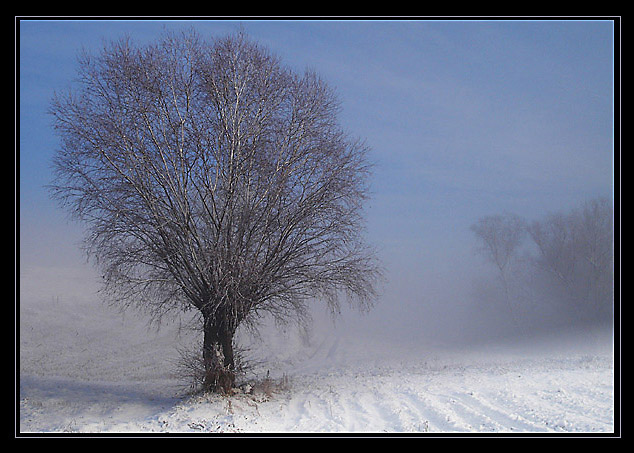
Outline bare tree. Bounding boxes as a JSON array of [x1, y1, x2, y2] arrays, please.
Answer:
[[48, 30, 382, 392], [470, 212, 526, 328], [527, 198, 613, 323]]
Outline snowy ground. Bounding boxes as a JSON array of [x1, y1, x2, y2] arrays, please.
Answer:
[[18, 265, 617, 436]]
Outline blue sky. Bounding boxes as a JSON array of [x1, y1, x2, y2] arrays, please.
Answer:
[[18, 19, 616, 338]]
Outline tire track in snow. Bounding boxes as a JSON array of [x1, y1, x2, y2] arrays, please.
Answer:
[[446, 391, 550, 432]]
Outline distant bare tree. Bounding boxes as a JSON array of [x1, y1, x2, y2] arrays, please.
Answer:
[[470, 213, 526, 327], [528, 198, 613, 322], [49, 30, 382, 392]]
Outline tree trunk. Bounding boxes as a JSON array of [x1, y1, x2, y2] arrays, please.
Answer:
[[220, 331, 235, 370], [201, 314, 236, 393]]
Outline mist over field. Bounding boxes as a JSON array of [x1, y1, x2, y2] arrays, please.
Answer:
[[19, 248, 615, 434], [18, 19, 617, 435]]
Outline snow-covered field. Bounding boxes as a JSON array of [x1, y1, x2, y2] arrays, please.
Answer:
[[18, 265, 617, 436]]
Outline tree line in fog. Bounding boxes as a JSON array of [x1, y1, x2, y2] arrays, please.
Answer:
[[471, 197, 614, 333]]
